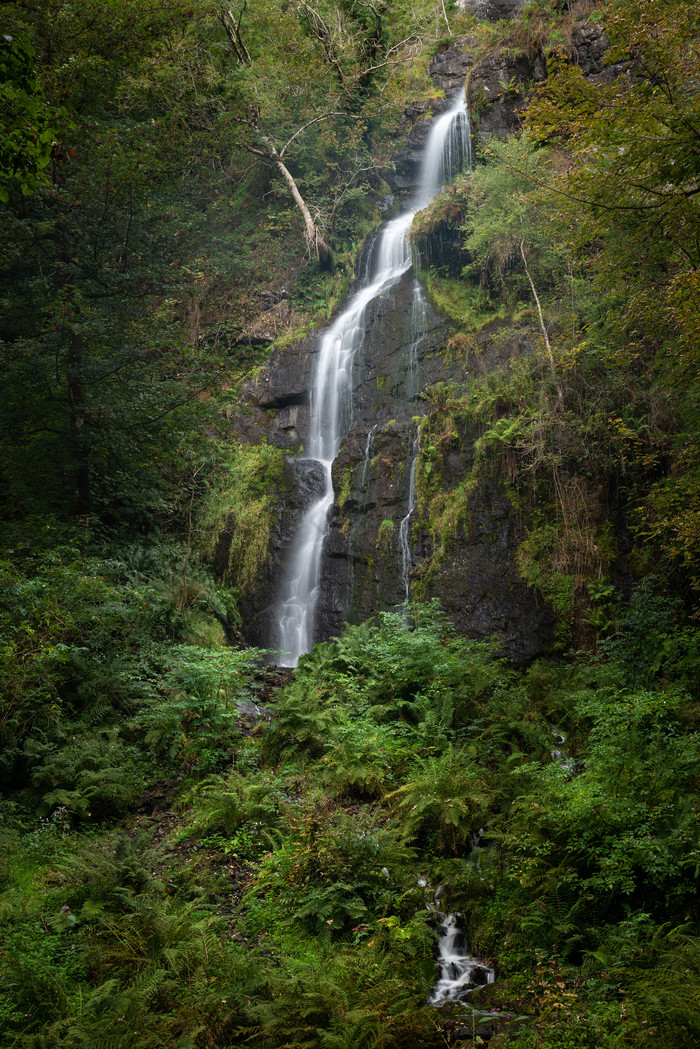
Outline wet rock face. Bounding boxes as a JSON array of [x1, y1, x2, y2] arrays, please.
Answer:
[[387, 74, 471, 194], [351, 273, 450, 427], [429, 41, 474, 95], [314, 270, 453, 639], [416, 480, 555, 666], [233, 337, 314, 451], [317, 422, 413, 639], [469, 51, 546, 142], [230, 260, 556, 660], [387, 99, 444, 194]]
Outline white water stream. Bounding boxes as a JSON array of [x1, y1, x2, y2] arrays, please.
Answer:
[[430, 913, 496, 1004], [274, 95, 470, 666]]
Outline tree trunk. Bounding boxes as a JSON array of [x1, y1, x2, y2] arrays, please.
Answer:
[[520, 238, 564, 409], [67, 334, 91, 517], [268, 146, 334, 270]]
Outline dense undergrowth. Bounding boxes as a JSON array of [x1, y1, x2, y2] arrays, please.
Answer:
[[1, 576, 699, 1048]]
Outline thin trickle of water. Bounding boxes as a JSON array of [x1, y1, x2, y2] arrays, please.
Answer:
[[359, 424, 378, 495], [405, 279, 429, 401], [399, 420, 422, 601], [274, 94, 470, 666], [344, 423, 379, 614], [551, 726, 577, 776]]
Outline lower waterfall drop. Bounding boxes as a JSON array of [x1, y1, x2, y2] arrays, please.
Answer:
[[430, 913, 496, 1005], [273, 93, 470, 666], [274, 214, 414, 666]]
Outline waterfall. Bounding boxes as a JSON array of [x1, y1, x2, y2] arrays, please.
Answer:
[[430, 913, 496, 1005], [274, 94, 470, 666]]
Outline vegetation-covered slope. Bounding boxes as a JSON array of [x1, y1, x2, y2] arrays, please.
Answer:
[[1, 0, 699, 1047]]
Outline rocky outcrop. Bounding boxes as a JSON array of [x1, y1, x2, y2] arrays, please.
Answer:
[[429, 41, 475, 95], [468, 51, 546, 142], [233, 337, 313, 450], [467, 22, 624, 144], [458, 0, 526, 20], [230, 274, 557, 661], [570, 23, 629, 83], [416, 479, 555, 665]]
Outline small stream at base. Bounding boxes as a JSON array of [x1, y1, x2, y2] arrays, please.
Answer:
[[430, 913, 496, 1005], [427, 874, 495, 1007]]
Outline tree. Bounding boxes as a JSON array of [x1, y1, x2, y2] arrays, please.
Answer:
[[463, 134, 566, 405], [241, 119, 338, 269], [525, 0, 700, 381], [0, 34, 61, 201], [0, 0, 229, 525]]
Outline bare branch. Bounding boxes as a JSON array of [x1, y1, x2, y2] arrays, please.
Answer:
[[296, 1, 348, 89], [520, 237, 564, 409], [237, 128, 334, 268], [220, 2, 252, 65], [280, 111, 344, 157]]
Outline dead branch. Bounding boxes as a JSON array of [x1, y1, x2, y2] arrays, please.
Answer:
[[296, 1, 348, 89], [520, 237, 564, 408], [220, 1, 252, 65]]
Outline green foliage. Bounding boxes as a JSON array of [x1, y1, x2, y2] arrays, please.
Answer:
[[247, 803, 415, 939], [387, 745, 490, 855], [0, 531, 256, 816], [526, 0, 700, 377], [2, 3, 700, 1047], [0, 35, 64, 202], [197, 442, 287, 597], [137, 645, 261, 775], [517, 523, 576, 648]]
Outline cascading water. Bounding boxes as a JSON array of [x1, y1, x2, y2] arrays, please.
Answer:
[[405, 280, 429, 401], [274, 94, 470, 666], [430, 913, 496, 1005]]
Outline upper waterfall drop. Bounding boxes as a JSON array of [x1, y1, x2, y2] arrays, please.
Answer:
[[273, 93, 471, 667], [417, 95, 471, 206]]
